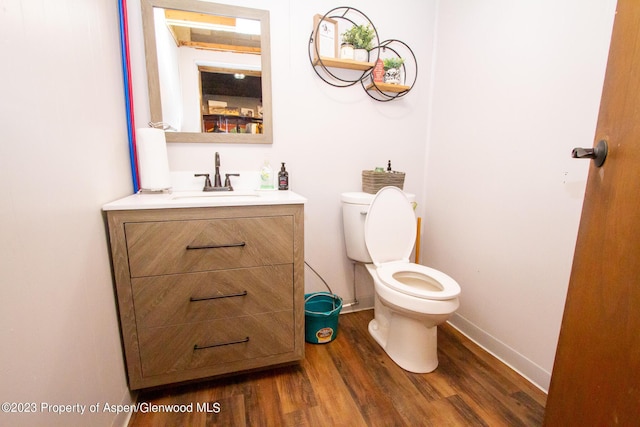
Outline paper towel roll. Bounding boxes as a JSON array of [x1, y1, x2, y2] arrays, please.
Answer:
[[136, 128, 171, 191]]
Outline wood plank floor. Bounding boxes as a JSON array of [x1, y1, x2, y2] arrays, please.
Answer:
[[129, 310, 546, 426]]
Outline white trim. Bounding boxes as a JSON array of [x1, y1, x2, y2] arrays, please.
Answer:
[[448, 313, 550, 393], [113, 391, 138, 427]]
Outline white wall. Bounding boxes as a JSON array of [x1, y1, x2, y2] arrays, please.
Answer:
[[425, 0, 616, 390], [154, 6, 183, 131], [0, 1, 135, 426]]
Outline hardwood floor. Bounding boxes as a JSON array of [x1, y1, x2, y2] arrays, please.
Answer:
[[129, 310, 546, 426]]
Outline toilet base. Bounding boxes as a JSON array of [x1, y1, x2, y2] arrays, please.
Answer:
[[368, 312, 439, 374], [361, 264, 458, 374]]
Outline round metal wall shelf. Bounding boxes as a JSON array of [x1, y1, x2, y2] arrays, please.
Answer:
[[308, 7, 417, 101], [308, 7, 380, 88], [361, 39, 417, 102]]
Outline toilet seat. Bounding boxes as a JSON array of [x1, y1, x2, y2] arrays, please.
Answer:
[[365, 187, 460, 301], [376, 263, 460, 300]]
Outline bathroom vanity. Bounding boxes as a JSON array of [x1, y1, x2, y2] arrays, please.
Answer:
[[103, 191, 306, 389]]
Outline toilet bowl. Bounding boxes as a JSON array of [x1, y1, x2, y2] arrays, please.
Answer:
[[341, 187, 460, 373]]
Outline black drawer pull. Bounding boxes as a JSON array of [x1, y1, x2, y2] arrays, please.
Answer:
[[186, 242, 246, 250], [193, 336, 249, 351], [190, 290, 248, 302]]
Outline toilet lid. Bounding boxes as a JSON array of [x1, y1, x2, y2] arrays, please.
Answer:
[[364, 187, 416, 265]]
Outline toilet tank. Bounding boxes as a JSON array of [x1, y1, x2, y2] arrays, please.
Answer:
[[341, 192, 375, 263], [341, 191, 416, 263]]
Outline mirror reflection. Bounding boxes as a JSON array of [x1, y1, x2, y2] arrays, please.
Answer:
[[141, 0, 272, 144], [200, 66, 263, 134]]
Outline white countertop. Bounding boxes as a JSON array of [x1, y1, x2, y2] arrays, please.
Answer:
[[102, 189, 307, 211]]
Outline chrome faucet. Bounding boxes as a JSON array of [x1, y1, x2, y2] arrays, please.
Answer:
[[194, 152, 239, 191]]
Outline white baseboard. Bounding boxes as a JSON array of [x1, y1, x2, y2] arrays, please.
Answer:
[[112, 390, 137, 427], [448, 313, 550, 393]]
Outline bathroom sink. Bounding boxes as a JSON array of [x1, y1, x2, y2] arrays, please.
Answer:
[[170, 190, 260, 200], [102, 189, 306, 211]]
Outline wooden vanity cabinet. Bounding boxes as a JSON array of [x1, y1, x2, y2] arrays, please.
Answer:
[[106, 204, 304, 389]]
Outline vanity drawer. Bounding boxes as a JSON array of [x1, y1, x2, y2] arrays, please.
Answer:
[[138, 311, 294, 377], [125, 216, 293, 277], [132, 265, 293, 328]]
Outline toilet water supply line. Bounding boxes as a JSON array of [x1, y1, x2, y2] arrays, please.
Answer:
[[304, 261, 359, 308]]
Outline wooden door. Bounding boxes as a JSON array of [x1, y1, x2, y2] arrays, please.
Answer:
[[544, 1, 640, 425]]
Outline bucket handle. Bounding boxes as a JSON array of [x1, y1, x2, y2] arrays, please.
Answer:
[[305, 292, 342, 316]]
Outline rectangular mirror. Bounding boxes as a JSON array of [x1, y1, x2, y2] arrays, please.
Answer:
[[141, 0, 272, 144]]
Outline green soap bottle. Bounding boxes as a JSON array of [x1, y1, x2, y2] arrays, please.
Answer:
[[260, 160, 274, 189], [278, 162, 289, 190]]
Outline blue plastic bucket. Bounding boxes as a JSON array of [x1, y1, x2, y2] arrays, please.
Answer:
[[304, 292, 343, 344]]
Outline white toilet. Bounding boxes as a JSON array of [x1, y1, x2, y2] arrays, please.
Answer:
[[341, 187, 461, 373]]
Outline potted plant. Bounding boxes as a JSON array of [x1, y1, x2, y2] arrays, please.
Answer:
[[341, 24, 375, 61], [383, 57, 405, 84]]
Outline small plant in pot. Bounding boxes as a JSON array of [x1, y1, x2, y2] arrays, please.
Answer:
[[383, 57, 405, 84], [341, 24, 375, 61]]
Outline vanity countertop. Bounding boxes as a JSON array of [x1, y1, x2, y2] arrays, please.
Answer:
[[102, 190, 307, 211]]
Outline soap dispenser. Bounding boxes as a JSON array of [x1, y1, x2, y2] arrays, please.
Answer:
[[260, 160, 274, 190], [278, 162, 289, 190]]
